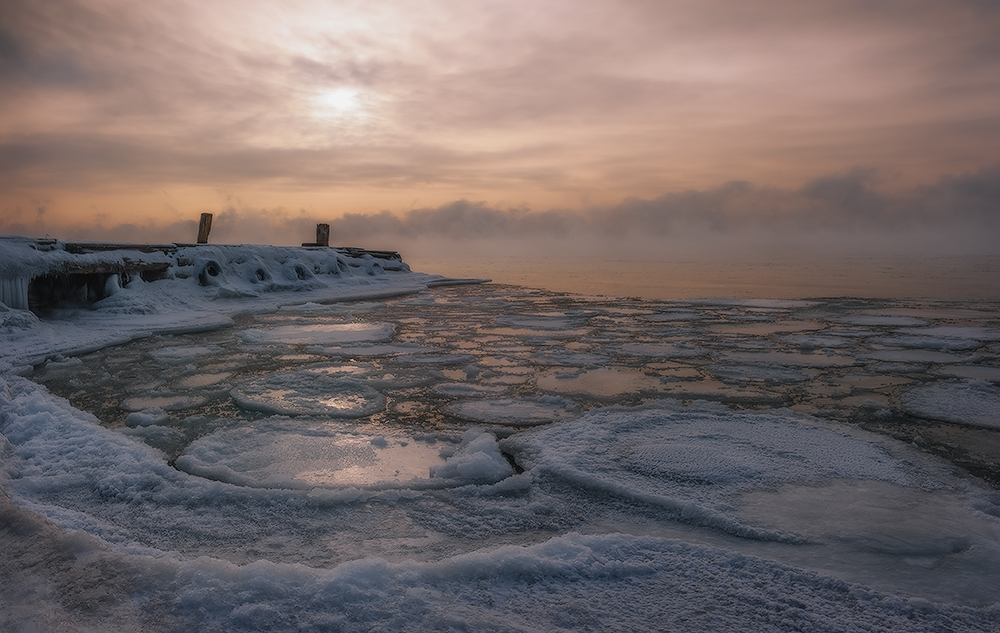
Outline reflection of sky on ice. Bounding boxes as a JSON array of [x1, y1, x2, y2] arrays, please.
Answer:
[[11, 284, 1000, 630]]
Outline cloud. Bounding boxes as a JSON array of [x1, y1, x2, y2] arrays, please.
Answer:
[[314, 165, 1000, 243], [3, 0, 1000, 208]]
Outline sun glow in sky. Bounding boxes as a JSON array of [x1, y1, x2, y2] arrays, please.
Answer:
[[0, 0, 998, 253], [313, 89, 363, 116]]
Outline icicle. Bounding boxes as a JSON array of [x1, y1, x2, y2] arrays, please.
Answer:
[[0, 276, 29, 311]]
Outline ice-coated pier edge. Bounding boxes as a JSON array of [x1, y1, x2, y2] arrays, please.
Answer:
[[0, 235, 487, 371]]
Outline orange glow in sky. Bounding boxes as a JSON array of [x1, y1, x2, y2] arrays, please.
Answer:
[[1, 0, 998, 249]]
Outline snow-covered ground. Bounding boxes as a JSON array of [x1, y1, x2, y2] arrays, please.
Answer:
[[2, 240, 1000, 631]]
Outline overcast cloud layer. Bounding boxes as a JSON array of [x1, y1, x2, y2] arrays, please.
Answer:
[[1, 0, 999, 250]]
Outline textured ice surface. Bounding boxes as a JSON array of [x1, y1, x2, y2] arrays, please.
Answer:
[[619, 341, 709, 358], [231, 371, 386, 416], [239, 322, 395, 345], [709, 364, 812, 384], [901, 380, 1000, 429], [433, 383, 509, 396], [120, 394, 208, 411], [871, 335, 981, 350], [536, 367, 665, 396], [5, 280, 1000, 631], [428, 429, 514, 483], [150, 345, 224, 364], [316, 343, 432, 356], [935, 365, 1000, 381], [396, 353, 477, 365], [503, 403, 915, 534], [124, 407, 170, 427], [864, 349, 972, 364], [177, 424, 450, 488], [722, 350, 858, 366], [897, 326, 1000, 341], [446, 397, 578, 425], [835, 315, 930, 326]]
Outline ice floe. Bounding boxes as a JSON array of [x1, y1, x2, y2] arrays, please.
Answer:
[[231, 371, 386, 417], [901, 380, 1000, 429], [446, 396, 578, 426]]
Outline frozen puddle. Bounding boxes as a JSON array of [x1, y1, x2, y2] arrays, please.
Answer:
[[176, 424, 450, 488]]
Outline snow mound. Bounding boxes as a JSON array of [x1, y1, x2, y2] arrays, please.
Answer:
[[429, 429, 514, 484], [124, 408, 170, 427]]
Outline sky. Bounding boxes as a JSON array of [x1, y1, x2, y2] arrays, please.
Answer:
[[1, 0, 999, 255]]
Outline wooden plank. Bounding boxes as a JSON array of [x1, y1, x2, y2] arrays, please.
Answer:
[[197, 213, 213, 244]]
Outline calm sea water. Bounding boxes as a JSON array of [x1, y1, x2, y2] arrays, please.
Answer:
[[406, 253, 1000, 300]]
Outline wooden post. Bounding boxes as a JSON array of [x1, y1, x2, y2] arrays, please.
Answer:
[[316, 223, 330, 247], [197, 213, 213, 244]]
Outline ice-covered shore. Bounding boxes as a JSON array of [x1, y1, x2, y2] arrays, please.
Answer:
[[0, 236, 479, 372], [2, 237, 1000, 632]]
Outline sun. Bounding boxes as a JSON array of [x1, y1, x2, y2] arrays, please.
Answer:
[[313, 88, 362, 115]]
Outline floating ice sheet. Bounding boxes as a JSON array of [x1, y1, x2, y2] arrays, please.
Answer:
[[722, 350, 857, 367], [897, 326, 1000, 341], [618, 342, 709, 358], [834, 315, 929, 326], [494, 314, 589, 329], [150, 345, 224, 364], [901, 380, 1000, 429], [316, 343, 432, 356], [502, 402, 919, 541], [396, 353, 476, 365], [231, 372, 386, 416], [121, 394, 207, 412], [871, 335, 981, 351], [445, 397, 578, 425], [433, 383, 509, 396], [708, 364, 812, 384], [536, 367, 665, 396], [864, 350, 972, 364], [177, 424, 451, 489], [934, 365, 1000, 382], [239, 322, 395, 345]]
